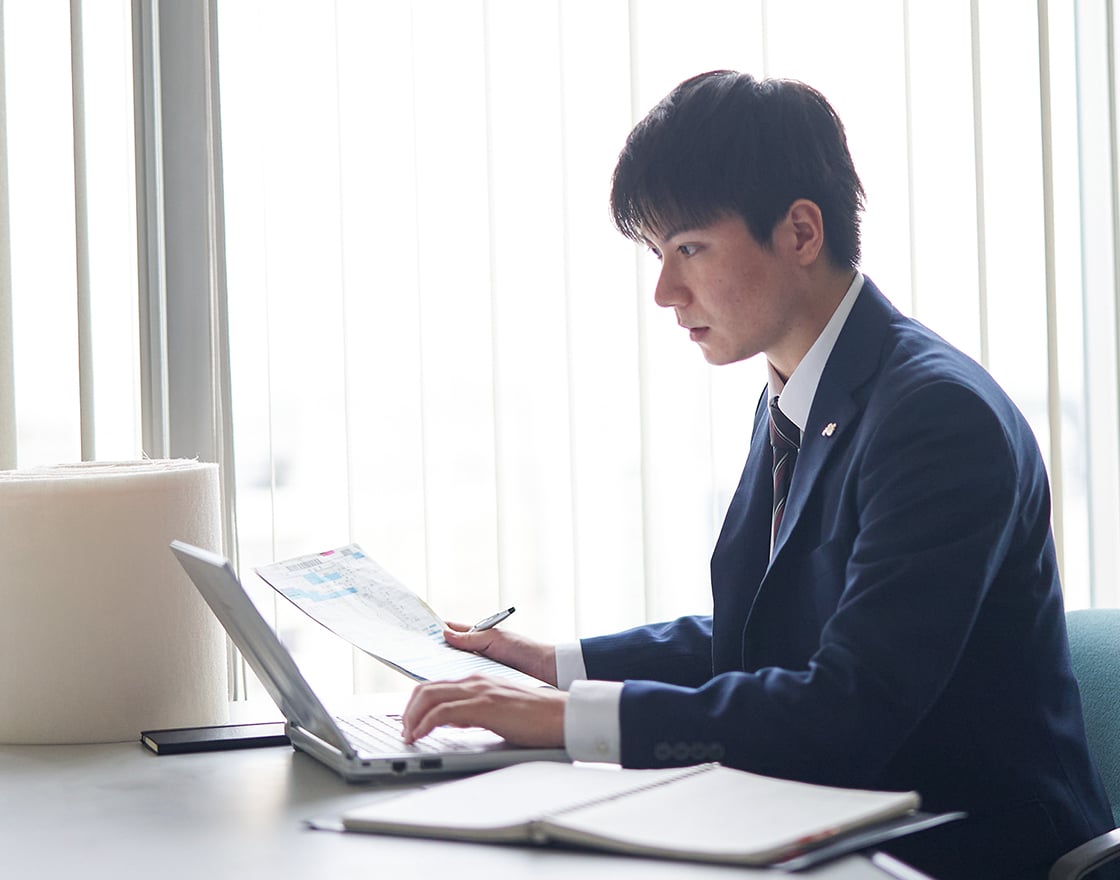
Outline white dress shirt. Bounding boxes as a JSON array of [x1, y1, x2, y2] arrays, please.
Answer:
[[559, 272, 865, 764]]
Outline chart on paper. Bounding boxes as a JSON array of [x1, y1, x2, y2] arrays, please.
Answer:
[[255, 545, 544, 687]]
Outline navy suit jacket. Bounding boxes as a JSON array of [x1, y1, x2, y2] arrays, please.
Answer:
[[581, 279, 1113, 879]]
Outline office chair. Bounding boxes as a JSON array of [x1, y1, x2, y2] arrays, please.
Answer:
[[1050, 609, 1120, 880]]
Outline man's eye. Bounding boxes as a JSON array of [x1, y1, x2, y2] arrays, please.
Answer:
[[679, 244, 698, 257], [647, 246, 663, 261]]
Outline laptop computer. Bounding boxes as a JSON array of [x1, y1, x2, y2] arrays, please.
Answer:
[[169, 540, 570, 781]]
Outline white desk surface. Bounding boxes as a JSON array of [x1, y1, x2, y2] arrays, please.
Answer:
[[0, 738, 920, 879]]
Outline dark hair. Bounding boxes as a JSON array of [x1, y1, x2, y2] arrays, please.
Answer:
[[609, 70, 866, 269]]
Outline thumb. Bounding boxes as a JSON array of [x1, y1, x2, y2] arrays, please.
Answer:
[[443, 626, 495, 652]]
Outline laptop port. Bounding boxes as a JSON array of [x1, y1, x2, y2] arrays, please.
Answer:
[[419, 758, 443, 770], [391, 761, 407, 774]]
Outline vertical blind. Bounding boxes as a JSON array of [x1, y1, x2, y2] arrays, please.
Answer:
[[0, 0, 140, 468], [3, 0, 1120, 701]]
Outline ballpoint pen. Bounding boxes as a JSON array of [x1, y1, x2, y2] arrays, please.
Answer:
[[469, 606, 516, 632]]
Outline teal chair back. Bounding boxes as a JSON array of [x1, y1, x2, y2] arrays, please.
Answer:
[[1067, 609, 1120, 826]]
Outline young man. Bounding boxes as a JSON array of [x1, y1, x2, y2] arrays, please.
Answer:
[[401, 71, 1113, 879]]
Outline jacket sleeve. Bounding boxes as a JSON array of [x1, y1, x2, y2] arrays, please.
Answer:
[[581, 614, 713, 688]]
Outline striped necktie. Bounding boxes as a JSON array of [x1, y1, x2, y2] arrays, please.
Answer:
[[769, 397, 801, 550]]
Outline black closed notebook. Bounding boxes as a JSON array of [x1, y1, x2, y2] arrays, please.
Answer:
[[141, 721, 289, 755]]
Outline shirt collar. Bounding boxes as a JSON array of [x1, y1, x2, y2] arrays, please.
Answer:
[[767, 271, 864, 432]]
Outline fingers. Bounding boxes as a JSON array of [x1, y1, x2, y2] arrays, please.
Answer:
[[441, 626, 558, 687], [442, 626, 496, 653], [400, 676, 567, 748], [401, 675, 491, 743]]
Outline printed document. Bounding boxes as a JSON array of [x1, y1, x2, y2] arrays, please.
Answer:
[[255, 545, 543, 687]]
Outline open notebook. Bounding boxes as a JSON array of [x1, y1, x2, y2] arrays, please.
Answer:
[[337, 761, 958, 868], [169, 541, 568, 781]]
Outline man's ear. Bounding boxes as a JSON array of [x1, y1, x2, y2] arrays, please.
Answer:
[[783, 199, 826, 266]]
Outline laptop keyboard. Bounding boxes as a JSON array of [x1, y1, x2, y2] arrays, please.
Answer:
[[336, 713, 477, 755]]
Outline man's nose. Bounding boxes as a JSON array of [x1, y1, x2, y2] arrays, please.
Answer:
[[653, 262, 684, 309]]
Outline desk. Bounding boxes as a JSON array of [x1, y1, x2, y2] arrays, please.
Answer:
[[0, 740, 922, 879]]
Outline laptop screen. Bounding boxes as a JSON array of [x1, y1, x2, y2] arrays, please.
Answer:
[[169, 541, 354, 756]]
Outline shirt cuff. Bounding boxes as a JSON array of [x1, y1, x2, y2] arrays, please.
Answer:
[[563, 679, 623, 764], [554, 641, 588, 690]]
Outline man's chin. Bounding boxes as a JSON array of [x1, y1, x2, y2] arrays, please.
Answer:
[[697, 344, 732, 366], [698, 344, 756, 368]]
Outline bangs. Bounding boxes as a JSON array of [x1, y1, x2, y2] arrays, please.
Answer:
[[611, 188, 730, 244], [609, 152, 736, 243]]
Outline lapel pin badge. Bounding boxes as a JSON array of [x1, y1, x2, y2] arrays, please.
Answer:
[[822, 422, 837, 437]]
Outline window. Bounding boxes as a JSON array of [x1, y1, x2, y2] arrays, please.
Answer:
[[1, 0, 140, 468], [4, 1, 1118, 704]]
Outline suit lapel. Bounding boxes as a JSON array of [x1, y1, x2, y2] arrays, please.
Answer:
[[709, 390, 773, 671], [768, 279, 896, 564], [712, 390, 772, 574]]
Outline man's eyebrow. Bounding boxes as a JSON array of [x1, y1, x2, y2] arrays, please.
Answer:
[[642, 224, 701, 246]]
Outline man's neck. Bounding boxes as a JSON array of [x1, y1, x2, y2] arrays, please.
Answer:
[[767, 270, 864, 433], [768, 267, 858, 381]]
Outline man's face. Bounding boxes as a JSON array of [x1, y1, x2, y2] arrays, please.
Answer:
[[645, 213, 796, 368]]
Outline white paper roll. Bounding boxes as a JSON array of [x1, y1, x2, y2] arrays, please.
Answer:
[[0, 460, 230, 743]]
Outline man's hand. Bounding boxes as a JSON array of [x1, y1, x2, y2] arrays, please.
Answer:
[[400, 675, 567, 748], [442, 623, 559, 687]]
